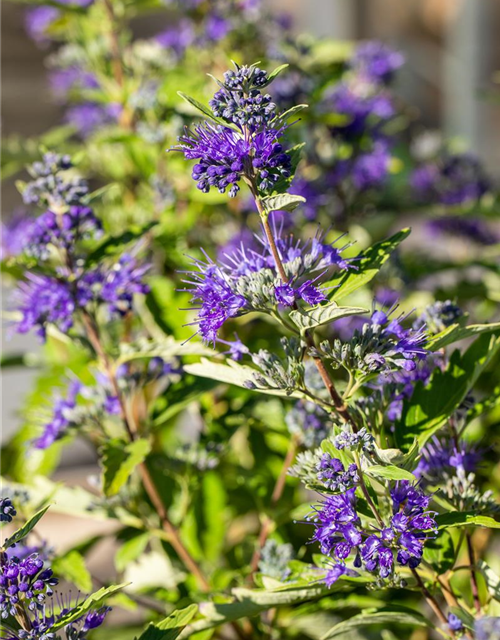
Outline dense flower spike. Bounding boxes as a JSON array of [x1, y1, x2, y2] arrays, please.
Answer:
[[316, 455, 359, 492], [0, 553, 58, 618], [181, 229, 352, 343], [285, 399, 330, 448], [258, 539, 294, 580], [0, 497, 17, 523], [22, 153, 88, 208]]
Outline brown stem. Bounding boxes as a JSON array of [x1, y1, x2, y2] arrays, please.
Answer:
[[466, 531, 481, 613], [80, 312, 210, 591], [248, 436, 299, 576], [411, 568, 450, 629]]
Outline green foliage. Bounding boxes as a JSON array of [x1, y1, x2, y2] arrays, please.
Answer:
[[2, 505, 50, 549], [137, 605, 198, 640], [319, 606, 431, 639], [101, 438, 152, 497], [289, 302, 367, 333], [51, 584, 129, 631]]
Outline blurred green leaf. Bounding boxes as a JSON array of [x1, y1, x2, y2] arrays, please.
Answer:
[[53, 550, 92, 592], [137, 604, 198, 640], [101, 438, 151, 497]]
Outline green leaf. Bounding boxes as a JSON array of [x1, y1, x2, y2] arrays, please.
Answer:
[[272, 143, 306, 194], [320, 606, 430, 639], [101, 438, 151, 497], [263, 63, 289, 86], [137, 604, 198, 640], [423, 532, 455, 574], [326, 229, 411, 301], [51, 584, 128, 631], [371, 440, 420, 470], [396, 333, 500, 451], [115, 533, 151, 573], [426, 322, 500, 351], [436, 512, 500, 530], [52, 550, 92, 592], [364, 465, 416, 482], [183, 358, 303, 399], [260, 193, 305, 215], [271, 104, 308, 125], [176, 92, 240, 132], [478, 560, 500, 601], [289, 302, 367, 333], [86, 222, 157, 266], [116, 338, 213, 365], [2, 505, 50, 549]]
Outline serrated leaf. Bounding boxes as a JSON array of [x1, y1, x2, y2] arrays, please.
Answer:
[[115, 533, 151, 573], [52, 550, 92, 592], [426, 322, 500, 351], [51, 583, 128, 630], [260, 193, 305, 215], [101, 438, 151, 497], [176, 92, 240, 132], [364, 465, 415, 482], [326, 229, 411, 301], [320, 606, 430, 639], [435, 512, 500, 529], [371, 440, 419, 470], [137, 604, 198, 640], [2, 505, 50, 549], [478, 560, 500, 601], [289, 302, 366, 332]]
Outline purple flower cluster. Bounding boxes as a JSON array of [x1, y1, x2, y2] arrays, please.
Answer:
[[176, 122, 291, 197], [182, 230, 352, 343], [14, 255, 149, 340], [426, 216, 497, 246], [35, 381, 82, 449], [15, 275, 76, 340], [65, 102, 121, 138], [25, 0, 93, 45], [285, 399, 329, 448], [156, 19, 195, 57], [411, 152, 490, 206], [0, 497, 17, 523], [308, 480, 436, 585], [0, 212, 34, 261], [351, 41, 404, 84], [414, 436, 482, 483], [22, 153, 88, 209], [49, 66, 99, 102], [0, 553, 58, 618], [316, 454, 360, 492], [25, 206, 102, 259]]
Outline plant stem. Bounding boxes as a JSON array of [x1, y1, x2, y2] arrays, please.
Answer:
[[248, 435, 299, 577], [411, 567, 451, 630], [352, 451, 384, 527], [466, 531, 481, 613], [80, 311, 210, 591]]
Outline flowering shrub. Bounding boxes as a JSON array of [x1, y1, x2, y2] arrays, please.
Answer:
[[2, 2, 500, 639]]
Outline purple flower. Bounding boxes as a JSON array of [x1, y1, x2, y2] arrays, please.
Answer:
[[0, 497, 17, 523], [181, 230, 351, 342], [175, 122, 290, 197], [205, 14, 231, 42], [351, 142, 390, 190], [26, 206, 102, 259], [35, 381, 82, 449], [24, 6, 59, 44], [323, 563, 359, 587], [316, 455, 359, 492], [0, 211, 34, 260], [65, 102, 121, 137], [14, 274, 75, 340], [156, 19, 195, 57], [448, 613, 464, 633], [414, 436, 482, 483], [411, 152, 490, 206], [426, 216, 497, 246], [49, 66, 99, 102], [351, 41, 404, 84], [82, 607, 111, 632], [285, 399, 330, 448]]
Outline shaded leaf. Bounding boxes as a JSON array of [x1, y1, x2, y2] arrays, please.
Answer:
[[436, 512, 500, 530], [326, 229, 411, 301], [320, 606, 430, 639], [52, 550, 92, 592], [478, 560, 500, 601], [426, 322, 500, 351], [101, 439, 151, 497]]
